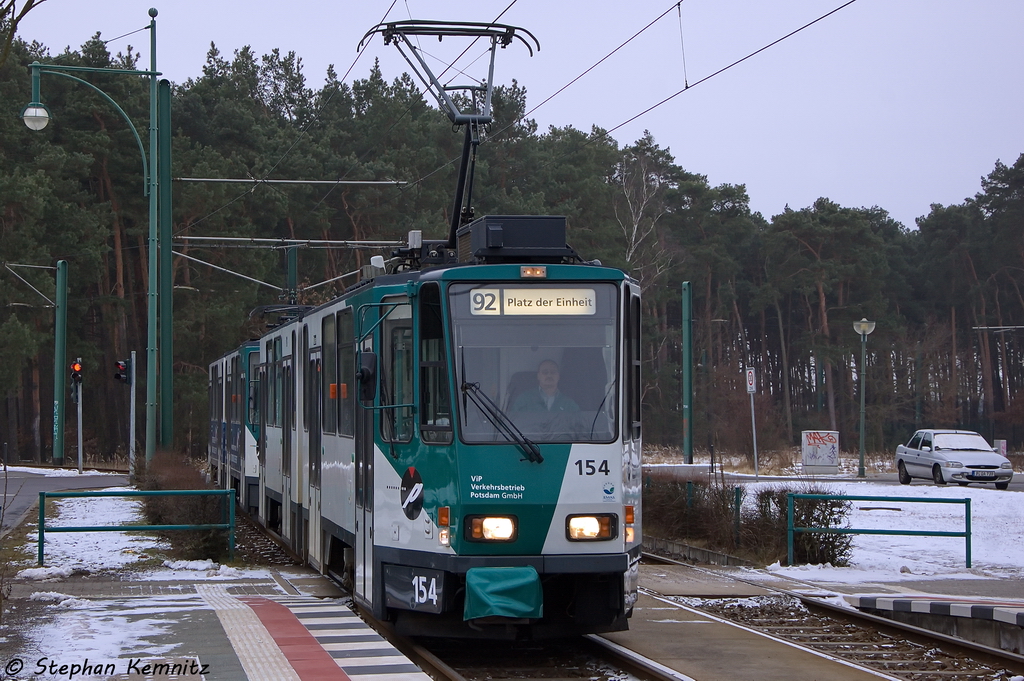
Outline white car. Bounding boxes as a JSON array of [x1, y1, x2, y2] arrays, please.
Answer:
[[896, 429, 1013, 489]]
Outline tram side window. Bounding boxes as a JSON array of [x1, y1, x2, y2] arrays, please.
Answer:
[[210, 365, 222, 422], [338, 308, 354, 437], [266, 340, 276, 427], [419, 283, 452, 444], [322, 315, 337, 434], [381, 303, 413, 443], [248, 353, 260, 426], [230, 356, 241, 425], [626, 293, 641, 441], [274, 337, 284, 427]]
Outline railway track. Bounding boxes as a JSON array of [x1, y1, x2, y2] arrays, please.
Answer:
[[645, 555, 1024, 681], [396, 633, 687, 681], [238, 514, 1024, 681]]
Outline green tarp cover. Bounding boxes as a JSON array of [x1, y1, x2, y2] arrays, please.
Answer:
[[463, 566, 543, 620]]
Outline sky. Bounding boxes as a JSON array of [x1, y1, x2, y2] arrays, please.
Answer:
[[15, 1, 1024, 229]]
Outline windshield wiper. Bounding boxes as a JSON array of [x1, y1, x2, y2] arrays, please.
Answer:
[[461, 381, 543, 463]]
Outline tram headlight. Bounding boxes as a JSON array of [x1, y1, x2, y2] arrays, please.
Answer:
[[466, 515, 517, 542], [566, 514, 617, 541]]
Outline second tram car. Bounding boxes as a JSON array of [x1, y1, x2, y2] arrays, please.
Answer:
[[209, 216, 642, 638]]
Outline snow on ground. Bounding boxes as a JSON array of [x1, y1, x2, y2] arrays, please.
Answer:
[[132, 559, 271, 582], [2, 465, 122, 477], [15, 594, 201, 665], [744, 479, 1024, 583], [13, 488, 271, 582], [16, 487, 170, 578]]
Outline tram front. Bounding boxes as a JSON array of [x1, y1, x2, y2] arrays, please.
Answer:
[[380, 261, 642, 639]]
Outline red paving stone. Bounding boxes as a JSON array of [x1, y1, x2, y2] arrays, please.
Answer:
[[241, 597, 352, 680]]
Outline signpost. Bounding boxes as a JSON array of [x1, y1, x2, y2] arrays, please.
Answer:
[[746, 368, 758, 480]]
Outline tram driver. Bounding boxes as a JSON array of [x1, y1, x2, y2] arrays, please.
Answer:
[[513, 360, 579, 413]]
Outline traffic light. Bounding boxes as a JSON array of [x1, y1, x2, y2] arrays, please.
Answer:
[[114, 359, 132, 385], [70, 361, 82, 404]]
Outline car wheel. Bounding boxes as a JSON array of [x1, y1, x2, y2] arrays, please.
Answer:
[[996, 481, 1009, 490], [897, 461, 911, 485], [932, 465, 946, 485]]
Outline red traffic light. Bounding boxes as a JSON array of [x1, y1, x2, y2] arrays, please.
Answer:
[[114, 359, 131, 385], [70, 361, 82, 384]]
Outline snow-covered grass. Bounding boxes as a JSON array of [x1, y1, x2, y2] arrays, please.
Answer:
[[15, 487, 169, 580], [2, 465, 123, 477], [747, 479, 1024, 583]]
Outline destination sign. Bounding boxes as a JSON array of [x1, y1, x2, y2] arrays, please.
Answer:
[[469, 288, 596, 316]]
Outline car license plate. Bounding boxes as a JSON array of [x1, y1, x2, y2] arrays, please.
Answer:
[[973, 471, 996, 478]]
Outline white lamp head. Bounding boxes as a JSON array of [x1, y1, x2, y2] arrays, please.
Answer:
[[22, 104, 50, 131]]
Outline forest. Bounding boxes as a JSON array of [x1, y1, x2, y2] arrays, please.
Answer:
[[1, 30, 1023, 463]]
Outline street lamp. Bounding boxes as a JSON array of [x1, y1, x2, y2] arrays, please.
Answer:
[[21, 104, 50, 130], [853, 318, 876, 478], [25, 8, 165, 463]]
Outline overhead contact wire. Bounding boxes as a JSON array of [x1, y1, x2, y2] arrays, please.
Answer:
[[397, 1, 678, 195], [179, 0, 400, 235], [539, 0, 860, 170]]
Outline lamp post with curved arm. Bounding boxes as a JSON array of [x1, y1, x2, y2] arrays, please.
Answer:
[[24, 9, 166, 463], [853, 318, 876, 478]]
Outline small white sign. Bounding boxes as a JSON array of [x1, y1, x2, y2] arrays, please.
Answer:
[[745, 368, 756, 393]]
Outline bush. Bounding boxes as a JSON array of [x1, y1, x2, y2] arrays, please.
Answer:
[[643, 478, 743, 553], [643, 479, 852, 566], [136, 452, 229, 560], [742, 484, 852, 566]]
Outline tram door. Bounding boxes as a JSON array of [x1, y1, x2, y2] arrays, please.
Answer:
[[354, 334, 375, 606], [307, 349, 322, 567]]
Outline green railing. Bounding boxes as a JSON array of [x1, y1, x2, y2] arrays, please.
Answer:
[[38, 489, 235, 565], [787, 493, 971, 568]]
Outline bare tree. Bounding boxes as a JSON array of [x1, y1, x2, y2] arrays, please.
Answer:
[[0, 0, 47, 68]]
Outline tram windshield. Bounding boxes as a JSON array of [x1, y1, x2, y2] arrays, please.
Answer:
[[449, 282, 618, 444]]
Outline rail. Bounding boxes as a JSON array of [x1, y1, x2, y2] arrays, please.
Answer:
[[787, 493, 971, 567], [37, 489, 235, 565]]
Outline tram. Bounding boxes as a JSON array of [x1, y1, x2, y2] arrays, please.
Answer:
[[207, 20, 642, 639]]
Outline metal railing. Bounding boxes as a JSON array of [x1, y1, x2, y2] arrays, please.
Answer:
[[37, 489, 235, 565], [787, 493, 972, 567]]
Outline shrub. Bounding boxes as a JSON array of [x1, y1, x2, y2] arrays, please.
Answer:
[[643, 478, 852, 566], [742, 483, 852, 566], [643, 478, 744, 553], [136, 452, 228, 560]]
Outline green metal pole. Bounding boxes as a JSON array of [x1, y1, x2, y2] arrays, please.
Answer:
[[858, 332, 867, 478], [681, 282, 693, 464], [733, 486, 742, 547], [787, 493, 795, 565], [964, 498, 971, 568], [158, 78, 173, 449], [38, 492, 45, 565], [52, 260, 67, 464], [228, 491, 235, 561], [145, 8, 159, 463]]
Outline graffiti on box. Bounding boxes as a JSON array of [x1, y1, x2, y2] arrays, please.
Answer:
[[802, 430, 839, 466]]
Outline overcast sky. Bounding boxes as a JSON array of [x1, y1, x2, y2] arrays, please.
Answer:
[[18, 1, 1024, 228]]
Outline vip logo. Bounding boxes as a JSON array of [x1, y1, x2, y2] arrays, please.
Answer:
[[471, 475, 482, 482], [400, 467, 424, 520]]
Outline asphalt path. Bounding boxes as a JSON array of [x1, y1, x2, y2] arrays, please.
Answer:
[[0, 467, 128, 536]]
